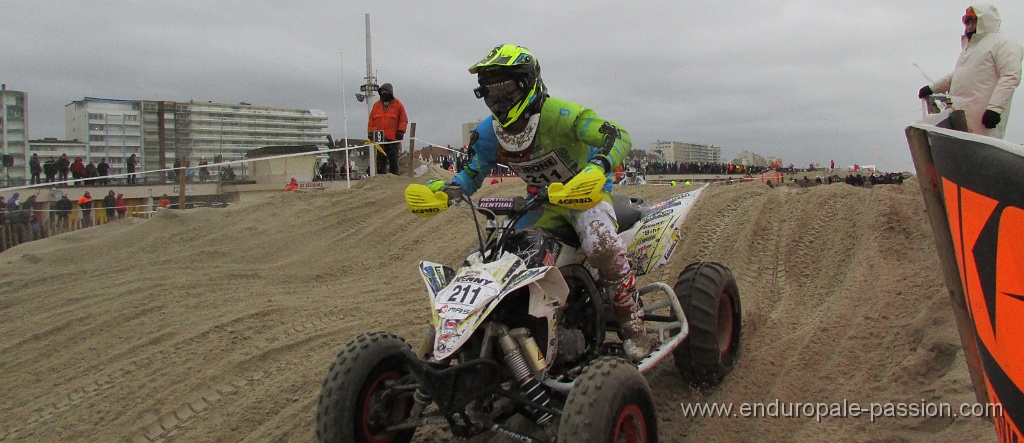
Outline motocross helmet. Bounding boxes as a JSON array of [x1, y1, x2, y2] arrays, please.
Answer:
[[470, 45, 548, 152]]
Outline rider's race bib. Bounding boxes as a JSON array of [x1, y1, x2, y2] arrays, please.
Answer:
[[507, 151, 576, 186]]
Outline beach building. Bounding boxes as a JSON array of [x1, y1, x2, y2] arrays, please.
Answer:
[[1, 85, 29, 187], [649, 140, 722, 164], [461, 119, 483, 147], [731, 150, 770, 167]]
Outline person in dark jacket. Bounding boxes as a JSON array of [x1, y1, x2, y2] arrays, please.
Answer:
[[84, 161, 98, 185], [43, 157, 57, 183], [102, 190, 117, 222], [6, 193, 23, 243], [126, 153, 138, 184], [199, 158, 210, 182], [29, 154, 42, 185], [97, 159, 110, 185], [23, 195, 43, 240], [173, 158, 182, 182], [55, 194, 72, 230], [6, 192, 20, 213], [57, 154, 71, 184]]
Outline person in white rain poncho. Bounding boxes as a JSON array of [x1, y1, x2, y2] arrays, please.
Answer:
[[919, 4, 1023, 139]]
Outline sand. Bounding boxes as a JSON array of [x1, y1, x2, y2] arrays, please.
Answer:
[[0, 165, 998, 442]]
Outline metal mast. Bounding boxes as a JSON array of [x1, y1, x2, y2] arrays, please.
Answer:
[[364, 13, 376, 115], [355, 14, 378, 113], [353, 13, 379, 175]]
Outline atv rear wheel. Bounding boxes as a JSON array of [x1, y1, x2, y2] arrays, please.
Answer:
[[557, 357, 657, 443], [672, 262, 742, 387], [315, 331, 416, 443]]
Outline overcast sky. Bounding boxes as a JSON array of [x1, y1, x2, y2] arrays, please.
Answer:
[[3, 1, 1023, 172]]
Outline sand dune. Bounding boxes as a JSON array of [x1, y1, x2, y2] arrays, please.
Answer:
[[0, 166, 996, 442]]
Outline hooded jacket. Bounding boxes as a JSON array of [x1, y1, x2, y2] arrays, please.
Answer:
[[6, 193, 19, 212], [70, 158, 86, 175], [103, 191, 117, 212], [930, 4, 1023, 139], [24, 195, 41, 223], [78, 193, 93, 212], [56, 196, 73, 215], [367, 83, 409, 141]]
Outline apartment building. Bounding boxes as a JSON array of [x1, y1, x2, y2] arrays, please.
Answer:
[[65, 97, 143, 179], [731, 149, 770, 167], [28, 137, 88, 165], [65, 97, 329, 178], [1, 85, 29, 186], [143, 100, 329, 169], [461, 119, 483, 148], [649, 140, 722, 164]]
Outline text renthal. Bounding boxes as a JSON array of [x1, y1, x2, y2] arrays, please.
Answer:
[[680, 400, 1004, 423]]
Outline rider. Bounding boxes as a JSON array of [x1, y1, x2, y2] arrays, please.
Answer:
[[427, 44, 651, 360], [618, 168, 647, 185]]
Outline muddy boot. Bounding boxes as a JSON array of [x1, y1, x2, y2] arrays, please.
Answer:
[[609, 272, 652, 361]]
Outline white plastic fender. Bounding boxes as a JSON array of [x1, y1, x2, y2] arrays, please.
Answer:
[[418, 252, 569, 361]]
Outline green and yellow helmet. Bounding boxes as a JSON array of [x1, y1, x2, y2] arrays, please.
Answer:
[[469, 44, 546, 128]]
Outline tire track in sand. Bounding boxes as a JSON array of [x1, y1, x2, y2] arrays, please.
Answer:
[[126, 313, 345, 442], [0, 309, 333, 441]]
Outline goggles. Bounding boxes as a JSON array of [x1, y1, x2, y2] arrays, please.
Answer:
[[475, 79, 528, 119], [474, 78, 527, 99]]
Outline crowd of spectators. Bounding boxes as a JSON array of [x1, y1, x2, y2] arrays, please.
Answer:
[[0, 188, 139, 251], [642, 161, 773, 176], [0, 192, 46, 251], [316, 157, 358, 181], [838, 172, 906, 186], [4, 152, 244, 189], [790, 172, 907, 188]]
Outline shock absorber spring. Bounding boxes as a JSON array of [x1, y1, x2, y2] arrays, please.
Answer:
[[509, 327, 547, 373], [497, 328, 554, 425], [408, 388, 431, 418]]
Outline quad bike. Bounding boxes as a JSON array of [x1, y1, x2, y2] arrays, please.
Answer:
[[316, 183, 742, 443]]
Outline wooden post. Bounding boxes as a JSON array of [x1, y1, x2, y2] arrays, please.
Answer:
[[407, 123, 417, 177], [905, 125, 989, 405], [178, 157, 187, 210]]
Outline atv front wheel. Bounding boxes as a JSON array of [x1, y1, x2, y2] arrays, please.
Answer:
[[672, 262, 742, 387], [315, 331, 416, 443], [557, 356, 657, 443]]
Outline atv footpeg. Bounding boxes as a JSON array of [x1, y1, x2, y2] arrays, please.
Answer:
[[633, 282, 690, 373]]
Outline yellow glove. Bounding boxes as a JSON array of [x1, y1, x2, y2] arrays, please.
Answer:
[[405, 183, 449, 217], [426, 179, 446, 193], [548, 164, 606, 210]]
